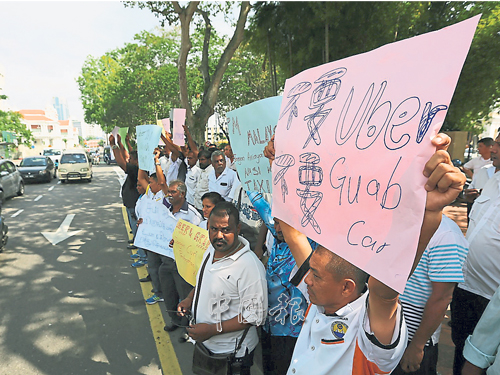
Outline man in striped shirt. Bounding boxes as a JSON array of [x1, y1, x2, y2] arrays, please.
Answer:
[[392, 215, 469, 375]]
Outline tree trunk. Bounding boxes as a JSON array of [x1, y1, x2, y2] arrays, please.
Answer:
[[189, 1, 251, 143], [174, 1, 199, 131]]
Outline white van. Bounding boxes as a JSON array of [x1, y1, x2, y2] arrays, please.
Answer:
[[58, 149, 92, 183], [43, 148, 63, 168]]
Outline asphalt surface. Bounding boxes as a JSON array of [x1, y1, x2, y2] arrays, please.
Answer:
[[0, 165, 163, 375]]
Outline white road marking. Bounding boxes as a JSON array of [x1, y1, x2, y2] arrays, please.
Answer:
[[41, 214, 82, 245], [11, 209, 24, 218], [48, 186, 55, 191], [34, 195, 43, 202]]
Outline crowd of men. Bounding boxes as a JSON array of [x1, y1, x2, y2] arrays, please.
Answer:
[[109, 126, 500, 375]]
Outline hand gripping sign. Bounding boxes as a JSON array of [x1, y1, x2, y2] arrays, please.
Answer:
[[272, 16, 480, 293]]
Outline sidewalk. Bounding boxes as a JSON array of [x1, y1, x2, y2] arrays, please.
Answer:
[[437, 200, 468, 375]]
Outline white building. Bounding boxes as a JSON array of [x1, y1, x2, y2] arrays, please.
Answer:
[[18, 107, 79, 157]]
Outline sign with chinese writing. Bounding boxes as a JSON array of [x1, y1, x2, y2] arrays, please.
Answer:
[[134, 197, 178, 258], [136, 125, 162, 173], [272, 16, 479, 293], [227, 96, 282, 194], [172, 219, 211, 286], [172, 109, 186, 146]]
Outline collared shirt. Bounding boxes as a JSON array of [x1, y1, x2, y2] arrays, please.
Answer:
[[166, 158, 182, 186], [208, 166, 240, 201], [469, 165, 496, 189], [185, 164, 202, 206], [160, 198, 202, 259], [192, 236, 267, 357], [287, 258, 406, 375], [464, 156, 492, 174], [460, 171, 500, 299], [463, 284, 500, 374], [399, 215, 468, 344], [193, 165, 214, 210]]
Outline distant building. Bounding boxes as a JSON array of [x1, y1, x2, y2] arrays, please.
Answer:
[[205, 113, 228, 144], [17, 107, 79, 157], [52, 97, 70, 121]]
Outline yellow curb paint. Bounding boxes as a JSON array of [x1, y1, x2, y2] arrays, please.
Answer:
[[121, 206, 182, 375]]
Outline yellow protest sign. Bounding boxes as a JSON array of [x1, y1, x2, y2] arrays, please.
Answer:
[[172, 219, 211, 286]]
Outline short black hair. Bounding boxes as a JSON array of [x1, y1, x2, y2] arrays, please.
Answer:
[[149, 173, 158, 182], [209, 201, 240, 226], [478, 137, 494, 147], [201, 191, 225, 206], [198, 149, 212, 160], [316, 246, 369, 294]]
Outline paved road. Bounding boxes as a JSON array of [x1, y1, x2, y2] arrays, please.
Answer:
[[0, 165, 163, 375]]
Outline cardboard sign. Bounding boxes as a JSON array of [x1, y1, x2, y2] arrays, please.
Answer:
[[272, 16, 480, 293], [172, 220, 211, 286], [134, 197, 178, 258], [227, 96, 282, 194], [172, 109, 186, 146], [136, 125, 162, 173]]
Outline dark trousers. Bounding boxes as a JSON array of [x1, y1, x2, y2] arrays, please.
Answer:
[[450, 287, 490, 375], [391, 343, 438, 375], [232, 348, 255, 375], [146, 251, 163, 296], [260, 328, 298, 375], [159, 256, 193, 326]]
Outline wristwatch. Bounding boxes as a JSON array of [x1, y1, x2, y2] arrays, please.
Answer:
[[155, 162, 161, 166], [111, 145, 119, 150]]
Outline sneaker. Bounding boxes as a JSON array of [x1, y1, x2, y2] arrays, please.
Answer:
[[131, 260, 147, 268], [130, 253, 140, 260], [145, 294, 164, 305], [127, 244, 137, 250]]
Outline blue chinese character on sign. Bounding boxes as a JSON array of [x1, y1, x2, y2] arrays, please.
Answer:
[[303, 68, 347, 148], [297, 152, 323, 234]]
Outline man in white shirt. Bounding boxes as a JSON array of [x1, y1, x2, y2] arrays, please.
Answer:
[[178, 201, 267, 375], [193, 149, 214, 211], [262, 134, 465, 375], [463, 137, 494, 178], [185, 151, 201, 205], [208, 150, 240, 201], [451, 134, 500, 375]]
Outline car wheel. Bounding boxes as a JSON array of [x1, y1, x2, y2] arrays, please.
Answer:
[[61, 179, 66, 184], [17, 181, 25, 196]]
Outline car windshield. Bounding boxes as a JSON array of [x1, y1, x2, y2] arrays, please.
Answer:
[[43, 150, 61, 156], [20, 158, 47, 167], [60, 154, 87, 164]]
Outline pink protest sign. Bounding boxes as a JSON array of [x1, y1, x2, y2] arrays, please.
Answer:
[[272, 16, 479, 293], [161, 118, 170, 133], [172, 109, 186, 146]]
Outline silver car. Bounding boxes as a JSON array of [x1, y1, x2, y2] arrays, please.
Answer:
[[0, 160, 25, 203]]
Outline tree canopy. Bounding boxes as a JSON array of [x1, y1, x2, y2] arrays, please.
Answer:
[[0, 94, 33, 146], [247, 1, 500, 133]]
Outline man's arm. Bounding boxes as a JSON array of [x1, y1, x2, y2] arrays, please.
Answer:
[[153, 149, 169, 195], [116, 134, 129, 162], [399, 282, 456, 373], [138, 168, 149, 192], [183, 124, 198, 157], [161, 133, 182, 161], [125, 133, 134, 152], [109, 135, 127, 172], [187, 314, 252, 342]]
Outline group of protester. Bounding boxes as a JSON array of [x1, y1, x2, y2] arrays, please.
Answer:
[[109, 124, 500, 375]]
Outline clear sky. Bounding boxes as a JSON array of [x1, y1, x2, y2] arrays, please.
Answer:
[[0, 1, 234, 123]]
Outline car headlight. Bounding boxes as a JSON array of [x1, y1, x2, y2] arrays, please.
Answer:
[[80, 168, 89, 172], [39, 170, 47, 175], [59, 169, 67, 173]]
